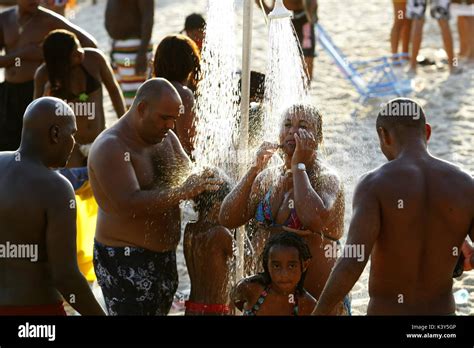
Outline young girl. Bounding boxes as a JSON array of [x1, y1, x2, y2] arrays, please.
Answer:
[[232, 232, 316, 315]]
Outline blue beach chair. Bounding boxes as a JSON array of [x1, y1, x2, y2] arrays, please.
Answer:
[[316, 24, 413, 103]]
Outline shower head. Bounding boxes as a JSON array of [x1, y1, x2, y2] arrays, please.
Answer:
[[268, 0, 292, 20]]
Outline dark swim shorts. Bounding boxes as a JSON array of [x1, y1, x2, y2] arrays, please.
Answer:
[[292, 10, 317, 58], [93, 240, 178, 316]]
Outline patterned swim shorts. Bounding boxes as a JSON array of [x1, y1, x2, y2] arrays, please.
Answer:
[[407, 0, 452, 20], [93, 240, 178, 316]]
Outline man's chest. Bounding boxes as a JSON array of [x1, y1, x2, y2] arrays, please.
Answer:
[[4, 16, 51, 49]]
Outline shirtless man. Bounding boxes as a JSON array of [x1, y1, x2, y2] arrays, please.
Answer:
[[0, 0, 97, 152], [184, 171, 234, 316], [0, 97, 104, 315], [313, 98, 474, 315], [257, 0, 318, 80], [105, 0, 154, 107], [88, 78, 222, 315]]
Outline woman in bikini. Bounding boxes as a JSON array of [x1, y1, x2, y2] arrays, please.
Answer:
[[220, 104, 350, 315], [232, 232, 316, 315], [153, 35, 201, 157], [34, 29, 125, 169]]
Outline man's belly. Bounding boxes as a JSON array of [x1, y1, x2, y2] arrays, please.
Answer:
[[95, 208, 181, 252], [6, 62, 41, 83]]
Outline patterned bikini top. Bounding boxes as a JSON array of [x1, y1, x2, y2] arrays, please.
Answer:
[[243, 285, 299, 316]]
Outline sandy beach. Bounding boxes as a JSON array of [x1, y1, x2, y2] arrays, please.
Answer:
[[16, 0, 472, 315]]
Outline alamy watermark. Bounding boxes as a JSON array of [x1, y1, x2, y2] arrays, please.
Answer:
[[55, 101, 96, 120], [379, 101, 422, 120], [324, 242, 365, 262], [0, 241, 38, 262]]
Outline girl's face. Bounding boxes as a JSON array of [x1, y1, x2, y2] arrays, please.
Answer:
[[279, 109, 319, 157], [70, 39, 85, 66], [267, 245, 308, 295]]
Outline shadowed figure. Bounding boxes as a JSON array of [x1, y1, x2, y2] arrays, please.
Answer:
[[89, 78, 222, 315], [314, 98, 474, 315], [0, 97, 105, 315]]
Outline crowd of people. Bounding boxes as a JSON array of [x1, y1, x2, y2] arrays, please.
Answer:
[[0, 0, 472, 317]]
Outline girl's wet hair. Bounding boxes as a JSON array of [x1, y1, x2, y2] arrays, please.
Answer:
[[282, 104, 323, 145], [256, 232, 312, 294], [153, 34, 201, 88], [194, 170, 232, 217], [42, 29, 78, 99]]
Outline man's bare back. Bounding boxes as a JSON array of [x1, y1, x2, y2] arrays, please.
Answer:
[[0, 97, 104, 315], [0, 153, 65, 305], [365, 154, 473, 314], [314, 99, 474, 315], [105, 0, 149, 40]]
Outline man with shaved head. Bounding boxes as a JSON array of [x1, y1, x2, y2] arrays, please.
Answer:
[[314, 98, 474, 315], [0, 97, 105, 315], [89, 78, 221, 315]]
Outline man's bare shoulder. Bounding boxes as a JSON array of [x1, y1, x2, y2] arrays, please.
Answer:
[[89, 127, 126, 163]]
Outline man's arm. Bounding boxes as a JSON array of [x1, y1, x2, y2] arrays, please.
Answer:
[[33, 64, 48, 99], [46, 175, 105, 315], [89, 136, 217, 218], [136, 0, 154, 75], [49, 11, 97, 48], [95, 49, 125, 118], [312, 172, 381, 315]]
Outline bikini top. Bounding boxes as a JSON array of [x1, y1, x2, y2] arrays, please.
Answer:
[[51, 64, 101, 102], [255, 187, 341, 243], [255, 188, 304, 230], [243, 285, 299, 316]]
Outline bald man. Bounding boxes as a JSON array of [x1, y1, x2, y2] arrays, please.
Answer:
[[0, 0, 97, 152], [313, 98, 474, 315], [89, 78, 221, 315], [0, 97, 104, 315]]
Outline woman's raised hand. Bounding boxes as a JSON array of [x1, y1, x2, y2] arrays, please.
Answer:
[[253, 142, 279, 172]]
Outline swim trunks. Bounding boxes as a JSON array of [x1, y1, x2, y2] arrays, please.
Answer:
[[292, 10, 317, 58], [93, 240, 178, 315], [406, 0, 452, 20]]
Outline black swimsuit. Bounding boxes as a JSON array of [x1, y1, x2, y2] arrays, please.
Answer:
[[52, 64, 101, 102]]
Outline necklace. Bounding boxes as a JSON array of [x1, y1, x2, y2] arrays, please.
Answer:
[[16, 7, 37, 35]]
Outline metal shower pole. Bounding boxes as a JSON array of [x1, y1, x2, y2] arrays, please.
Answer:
[[236, 0, 253, 285]]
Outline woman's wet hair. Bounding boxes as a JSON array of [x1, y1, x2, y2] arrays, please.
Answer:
[[42, 29, 78, 99], [153, 35, 201, 88], [194, 170, 232, 218], [282, 104, 323, 145], [256, 232, 312, 294]]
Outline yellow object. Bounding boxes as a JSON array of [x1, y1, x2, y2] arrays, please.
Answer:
[[75, 180, 98, 282]]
